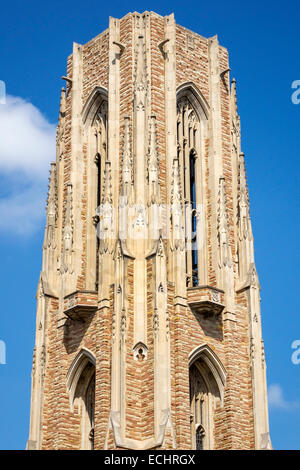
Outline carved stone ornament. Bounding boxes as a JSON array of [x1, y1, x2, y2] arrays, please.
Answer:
[[133, 342, 148, 361], [134, 34, 147, 113], [171, 158, 185, 250], [211, 290, 220, 303], [238, 153, 252, 241], [217, 177, 233, 268], [44, 163, 57, 249], [147, 116, 161, 204], [121, 308, 126, 341], [121, 117, 133, 199], [61, 184, 73, 273], [153, 309, 159, 337]]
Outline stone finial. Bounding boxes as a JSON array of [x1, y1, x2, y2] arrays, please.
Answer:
[[57, 88, 66, 140], [147, 115, 161, 204], [121, 117, 133, 198], [47, 163, 56, 224], [217, 177, 233, 268], [61, 184, 73, 273], [153, 308, 159, 337], [42, 162, 57, 263], [120, 308, 126, 341], [59, 87, 66, 117], [230, 78, 241, 154], [171, 158, 183, 207], [44, 162, 57, 250], [238, 153, 252, 241], [99, 161, 114, 250], [230, 78, 238, 119], [101, 161, 112, 205], [134, 34, 147, 112], [171, 158, 185, 250]]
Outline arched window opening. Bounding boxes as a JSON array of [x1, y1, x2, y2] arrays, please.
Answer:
[[196, 425, 205, 450], [189, 345, 226, 450], [190, 363, 209, 449], [177, 96, 199, 287], [176, 84, 209, 287], [83, 91, 108, 206], [82, 87, 109, 292], [67, 350, 96, 450], [73, 362, 95, 450]]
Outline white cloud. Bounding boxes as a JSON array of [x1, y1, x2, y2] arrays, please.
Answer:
[[0, 96, 56, 235], [0, 95, 56, 177], [268, 384, 300, 410], [0, 184, 46, 236]]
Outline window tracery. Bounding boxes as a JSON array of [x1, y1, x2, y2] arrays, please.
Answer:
[[177, 96, 200, 286]]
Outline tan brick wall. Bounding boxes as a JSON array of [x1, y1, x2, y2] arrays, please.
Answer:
[[176, 25, 209, 103], [82, 30, 109, 103]]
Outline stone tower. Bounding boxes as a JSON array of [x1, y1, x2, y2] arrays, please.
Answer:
[[27, 11, 271, 450]]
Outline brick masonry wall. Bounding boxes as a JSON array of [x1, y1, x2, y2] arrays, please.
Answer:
[[82, 30, 109, 104], [176, 25, 209, 103]]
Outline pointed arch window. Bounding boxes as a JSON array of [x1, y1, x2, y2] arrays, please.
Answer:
[[189, 345, 226, 450], [67, 349, 96, 450], [196, 425, 205, 450], [82, 87, 108, 291], [90, 97, 108, 289], [177, 96, 200, 287], [190, 363, 209, 449]]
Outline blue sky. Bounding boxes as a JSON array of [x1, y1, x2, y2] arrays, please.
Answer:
[[0, 0, 299, 450]]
